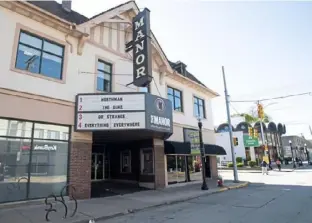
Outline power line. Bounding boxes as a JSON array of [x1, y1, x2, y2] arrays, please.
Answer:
[[78, 70, 162, 94], [230, 92, 312, 103], [229, 103, 240, 115], [152, 77, 161, 97]]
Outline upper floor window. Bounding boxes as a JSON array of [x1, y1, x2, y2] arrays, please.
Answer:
[[194, 96, 206, 119], [15, 31, 64, 80], [167, 87, 183, 112], [97, 60, 112, 92]]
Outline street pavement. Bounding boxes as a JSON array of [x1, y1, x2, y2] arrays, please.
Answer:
[[100, 167, 312, 223]]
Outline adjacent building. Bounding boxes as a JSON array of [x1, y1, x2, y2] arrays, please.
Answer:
[[0, 0, 223, 203], [281, 136, 312, 161], [216, 120, 286, 164]]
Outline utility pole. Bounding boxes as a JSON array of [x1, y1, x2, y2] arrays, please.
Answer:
[[222, 66, 238, 182]]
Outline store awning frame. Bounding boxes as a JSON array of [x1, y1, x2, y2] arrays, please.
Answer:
[[164, 141, 226, 156], [164, 141, 191, 155], [204, 144, 227, 155]]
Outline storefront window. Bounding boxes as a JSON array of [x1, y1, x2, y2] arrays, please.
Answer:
[[166, 155, 203, 185], [0, 118, 69, 203], [188, 156, 202, 182], [167, 155, 177, 184], [28, 140, 68, 199], [141, 148, 153, 174]]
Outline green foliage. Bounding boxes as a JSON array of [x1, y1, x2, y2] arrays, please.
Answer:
[[248, 161, 257, 167], [227, 162, 233, 168], [237, 162, 244, 167], [236, 157, 243, 163], [231, 106, 271, 124]]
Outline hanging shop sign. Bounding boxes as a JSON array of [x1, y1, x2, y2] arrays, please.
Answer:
[[125, 8, 153, 87], [75, 93, 173, 133], [183, 128, 200, 155]]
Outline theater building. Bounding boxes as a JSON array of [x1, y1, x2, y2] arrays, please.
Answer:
[[0, 0, 224, 203]]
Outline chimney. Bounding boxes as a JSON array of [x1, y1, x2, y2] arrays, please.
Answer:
[[62, 0, 72, 12]]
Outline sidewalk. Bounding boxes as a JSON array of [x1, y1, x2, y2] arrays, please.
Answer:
[[0, 180, 248, 223]]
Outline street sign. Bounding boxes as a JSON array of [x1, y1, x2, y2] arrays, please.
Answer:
[[243, 135, 259, 147]]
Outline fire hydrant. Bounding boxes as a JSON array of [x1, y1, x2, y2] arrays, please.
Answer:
[[217, 176, 224, 187]]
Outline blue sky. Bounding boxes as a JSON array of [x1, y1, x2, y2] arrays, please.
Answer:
[[69, 0, 312, 138]]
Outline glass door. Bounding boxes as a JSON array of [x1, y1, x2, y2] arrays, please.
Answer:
[[91, 153, 105, 181]]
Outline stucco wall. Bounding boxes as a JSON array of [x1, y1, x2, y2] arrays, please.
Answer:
[[0, 5, 216, 144]]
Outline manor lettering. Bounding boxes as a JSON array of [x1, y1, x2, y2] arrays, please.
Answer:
[[134, 16, 147, 79], [150, 115, 171, 127]]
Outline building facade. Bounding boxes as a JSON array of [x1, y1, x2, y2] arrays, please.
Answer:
[[216, 120, 286, 164], [0, 0, 223, 203], [281, 136, 312, 161], [215, 131, 246, 165]]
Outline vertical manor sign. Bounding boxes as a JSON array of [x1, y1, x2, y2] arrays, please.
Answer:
[[126, 8, 153, 87]]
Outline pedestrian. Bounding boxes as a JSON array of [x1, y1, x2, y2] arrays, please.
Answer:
[[269, 160, 273, 170], [261, 160, 268, 175], [276, 159, 281, 171]]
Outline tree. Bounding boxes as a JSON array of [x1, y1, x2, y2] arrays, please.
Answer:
[[231, 106, 271, 124]]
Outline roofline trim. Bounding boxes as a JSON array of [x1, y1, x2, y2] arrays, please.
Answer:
[[19, 1, 86, 36], [169, 71, 219, 97]]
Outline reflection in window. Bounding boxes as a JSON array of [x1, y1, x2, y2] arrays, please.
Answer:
[[193, 96, 206, 119], [34, 129, 44, 139], [0, 119, 32, 138], [141, 148, 153, 174], [0, 138, 31, 203], [34, 123, 69, 141], [28, 140, 68, 199], [120, 150, 131, 173], [97, 60, 112, 92], [167, 87, 183, 112], [15, 31, 64, 80], [0, 118, 70, 203]]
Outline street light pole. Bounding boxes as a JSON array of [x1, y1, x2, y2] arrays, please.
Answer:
[[222, 66, 239, 182], [289, 140, 296, 168], [198, 119, 208, 190], [305, 143, 310, 164]]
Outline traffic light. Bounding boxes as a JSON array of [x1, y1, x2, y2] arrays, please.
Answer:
[[248, 127, 253, 136], [253, 129, 258, 138], [233, 137, 238, 146], [257, 103, 264, 119]]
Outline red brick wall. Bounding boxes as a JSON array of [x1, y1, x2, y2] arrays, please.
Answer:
[[69, 141, 92, 199]]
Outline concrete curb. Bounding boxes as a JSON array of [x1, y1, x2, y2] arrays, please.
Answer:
[[76, 182, 249, 223]]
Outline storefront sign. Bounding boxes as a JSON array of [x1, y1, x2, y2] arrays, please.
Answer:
[[77, 112, 145, 130], [145, 94, 173, 133], [125, 8, 153, 87], [243, 135, 259, 147], [75, 93, 173, 134], [76, 94, 145, 112], [34, 145, 57, 151], [183, 128, 200, 155]]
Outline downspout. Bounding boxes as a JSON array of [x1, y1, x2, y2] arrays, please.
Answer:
[[65, 23, 76, 53]]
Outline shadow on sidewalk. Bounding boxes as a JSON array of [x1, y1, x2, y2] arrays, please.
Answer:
[[0, 180, 247, 223]]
